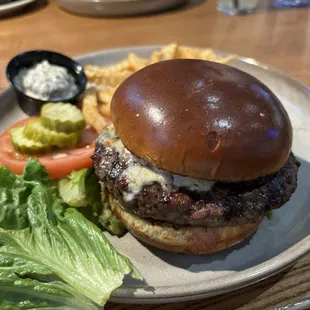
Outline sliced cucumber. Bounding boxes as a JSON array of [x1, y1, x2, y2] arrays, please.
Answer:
[[24, 119, 82, 148], [41, 102, 86, 133], [10, 126, 52, 155]]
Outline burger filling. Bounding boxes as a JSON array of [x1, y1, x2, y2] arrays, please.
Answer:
[[93, 125, 300, 228], [98, 125, 215, 202]]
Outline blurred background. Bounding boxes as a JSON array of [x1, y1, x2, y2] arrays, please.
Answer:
[[1, 0, 309, 88]]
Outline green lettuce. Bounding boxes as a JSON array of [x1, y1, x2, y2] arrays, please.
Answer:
[[59, 169, 126, 236], [58, 169, 101, 208], [0, 159, 141, 309]]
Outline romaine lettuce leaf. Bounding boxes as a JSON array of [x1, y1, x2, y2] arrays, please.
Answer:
[[98, 183, 127, 236], [0, 159, 141, 309], [58, 169, 126, 236], [0, 160, 57, 231], [58, 169, 97, 208]]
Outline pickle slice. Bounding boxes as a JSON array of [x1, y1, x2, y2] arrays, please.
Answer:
[[10, 126, 52, 155], [24, 119, 82, 148], [41, 102, 86, 133]]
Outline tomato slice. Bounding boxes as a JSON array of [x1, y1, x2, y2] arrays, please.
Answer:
[[0, 118, 98, 179]]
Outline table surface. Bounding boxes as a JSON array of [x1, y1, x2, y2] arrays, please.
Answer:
[[1, 0, 310, 309]]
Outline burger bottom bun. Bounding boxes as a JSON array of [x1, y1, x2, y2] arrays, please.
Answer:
[[109, 196, 264, 255]]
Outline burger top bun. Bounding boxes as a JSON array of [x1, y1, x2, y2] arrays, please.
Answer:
[[111, 59, 292, 181]]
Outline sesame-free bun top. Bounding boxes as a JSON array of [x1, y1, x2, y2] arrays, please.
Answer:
[[111, 59, 293, 181]]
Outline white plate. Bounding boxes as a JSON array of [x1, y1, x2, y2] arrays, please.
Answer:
[[57, 0, 187, 17], [1, 46, 310, 304], [0, 0, 36, 17]]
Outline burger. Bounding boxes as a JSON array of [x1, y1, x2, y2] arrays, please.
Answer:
[[92, 59, 300, 255]]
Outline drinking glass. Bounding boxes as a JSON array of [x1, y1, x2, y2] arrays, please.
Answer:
[[217, 0, 260, 15], [272, 0, 310, 7]]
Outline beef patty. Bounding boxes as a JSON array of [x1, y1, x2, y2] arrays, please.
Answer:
[[93, 132, 300, 228]]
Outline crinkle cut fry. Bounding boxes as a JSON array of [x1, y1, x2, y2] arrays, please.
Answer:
[[82, 88, 110, 133]]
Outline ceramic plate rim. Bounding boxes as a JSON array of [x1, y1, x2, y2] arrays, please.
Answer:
[[0, 0, 36, 12]]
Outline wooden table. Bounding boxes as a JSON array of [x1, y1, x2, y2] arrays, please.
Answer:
[[1, 1, 310, 309]]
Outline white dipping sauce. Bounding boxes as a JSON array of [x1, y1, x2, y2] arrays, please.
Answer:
[[14, 60, 79, 101]]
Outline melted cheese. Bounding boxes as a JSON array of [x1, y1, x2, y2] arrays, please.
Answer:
[[122, 165, 172, 201], [99, 125, 215, 201]]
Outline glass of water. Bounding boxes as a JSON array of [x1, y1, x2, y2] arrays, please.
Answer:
[[217, 0, 260, 15], [271, 0, 310, 7]]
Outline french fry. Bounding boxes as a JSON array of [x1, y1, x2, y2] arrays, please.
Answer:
[[150, 43, 178, 63], [97, 86, 117, 105], [82, 88, 110, 133], [85, 59, 130, 75], [96, 86, 118, 118], [128, 53, 149, 71], [176, 46, 201, 59], [96, 70, 133, 87], [84, 59, 131, 84], [98, 102, 111, 119]]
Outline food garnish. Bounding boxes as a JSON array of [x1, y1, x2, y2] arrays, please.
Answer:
[[10, 125, 53, 155], [0, 118, 96, 178], [10, 103, 85, 155], [41, 102, 86, 133], [0, 159, 141, 308], [59, 168, 126, 236], [24, 118, 82, 148]]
